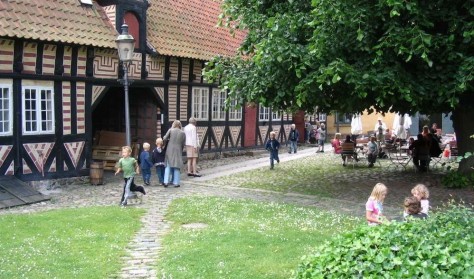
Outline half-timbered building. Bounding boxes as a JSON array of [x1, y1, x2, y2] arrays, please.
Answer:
[[0, 0, 295, 182]]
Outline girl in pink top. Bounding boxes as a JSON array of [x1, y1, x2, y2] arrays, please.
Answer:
[[365, 183, 388, 225]]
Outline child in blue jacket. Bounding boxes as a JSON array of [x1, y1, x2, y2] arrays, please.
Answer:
[[266, 131, 280, 170]]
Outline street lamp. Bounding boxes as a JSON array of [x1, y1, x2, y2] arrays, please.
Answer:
[[116, 23, 135, 147]]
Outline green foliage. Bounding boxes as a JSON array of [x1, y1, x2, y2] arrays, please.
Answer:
[[293, 203, 474, 278], [0, 206, 144, 279], [158, 196, 361, 279], [442, 170, 474, 189], [206, 0, 473, 115]]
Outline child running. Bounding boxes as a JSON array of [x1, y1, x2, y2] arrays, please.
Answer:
[[365, 183, 388, 225], [115, 146, 146, 206], [265, 131, 280, 170]]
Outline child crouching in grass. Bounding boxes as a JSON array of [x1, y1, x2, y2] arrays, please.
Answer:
[[265, 131, 280, 170], [365, 183, 388, 225], [115, 146, 146, 206]]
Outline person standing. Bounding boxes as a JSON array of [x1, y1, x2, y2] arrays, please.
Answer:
[[374, 118, 387, 141], [316, 123, 326, 152], [163, 120, 186, 187], [184, 117, 201, 177], [288, 124, 299, 154], [151, 138, 166, 185], [265, 131, 280, 170], [304, 119, 312, 144], [139, 142, 153, 185]]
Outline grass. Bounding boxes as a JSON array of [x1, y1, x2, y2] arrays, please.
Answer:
[[0, 206, 144, 279], [157, 196, 362, 279], [209, 153, 473, 211]]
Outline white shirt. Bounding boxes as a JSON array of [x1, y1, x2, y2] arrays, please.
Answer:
[[183, 123, 198, 148]]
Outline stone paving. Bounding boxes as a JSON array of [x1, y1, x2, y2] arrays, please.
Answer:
[[1, 144, 472, 278]]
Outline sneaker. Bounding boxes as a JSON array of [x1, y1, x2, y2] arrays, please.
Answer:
[[145, 182, 150, 186], [174, 184, 180, 188], [120, 201, 127, 206], [187, 173, 194, 177], [343, 163, 346, 167], [277, 160, 280, 164], [163, 184, 168, 188], [193, 173, 202, 177]]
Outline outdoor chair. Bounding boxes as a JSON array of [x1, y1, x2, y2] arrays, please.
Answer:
[[385, 144, 412, 170], [341, 142, 358, 168]]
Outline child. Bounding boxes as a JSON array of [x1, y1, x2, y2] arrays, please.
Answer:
[[365, 183, 388, 225], [266, 131, 280, 170], [115, 146, 146, 206], [139, 142, 153, 185], [288, 124, 299, 154], [152, 138, 166, 186], [411, 184, 430, 215], [403, 196, 428, 220]]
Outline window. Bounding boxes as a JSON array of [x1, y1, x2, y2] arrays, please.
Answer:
[[192, 87, 209, 120], [0, 85, 13, 136], [228, 99, 242, 120], [212, 89, 226, 120], [259, 106, 270, 121], [335, 112, 352, 124], [22, 87, 55, 134], [318, 113, 327, 122], [272, 110, 281, 121]]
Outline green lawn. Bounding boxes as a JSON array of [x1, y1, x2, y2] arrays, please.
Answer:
[[0, 206, 144, 279], [157, 196, 362, 279]]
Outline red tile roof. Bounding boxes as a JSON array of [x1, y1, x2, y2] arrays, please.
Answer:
[[0, 0, 245, 60], [0, 0, 117, 48], [147, 0, 246, 61]]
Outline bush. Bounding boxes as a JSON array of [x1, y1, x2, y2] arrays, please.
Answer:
[[442, 170, 474, 189], [293, 203, 473, 278]]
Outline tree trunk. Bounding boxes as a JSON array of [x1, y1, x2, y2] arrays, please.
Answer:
[[451, 99, 474, 174]]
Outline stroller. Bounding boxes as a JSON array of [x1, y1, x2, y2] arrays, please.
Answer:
[[121, 176, 143, 206]]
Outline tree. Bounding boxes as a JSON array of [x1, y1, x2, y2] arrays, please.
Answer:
[[204, 0, 474, 172]]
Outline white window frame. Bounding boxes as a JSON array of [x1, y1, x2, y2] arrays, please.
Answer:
[[318, 113, 327, 122], [259, 106, 270, 121], [0, 84, 13, 136], [272, 110, 281, 121], [212, 89, 226, 120], [228, 99, 242, 120], [22, 86, 55, 135], [192, 87, 209, 120]]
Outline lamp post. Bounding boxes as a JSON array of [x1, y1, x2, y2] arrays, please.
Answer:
[[116, 23, 135, 147]]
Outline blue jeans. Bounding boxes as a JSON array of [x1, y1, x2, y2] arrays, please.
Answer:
[[288, 140, 297, 153], [164, 164, 181, 186], [269, 150, 279, 168], [141, 168, 151, 183], [155, 165, 165, 184]]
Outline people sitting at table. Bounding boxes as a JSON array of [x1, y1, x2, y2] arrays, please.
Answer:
[[331, 133, 342, 154], [341, 135, 358, 166], [384, 129, 394, 143], [409, 134, 430, 172], [366, 136, 378, 168]]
